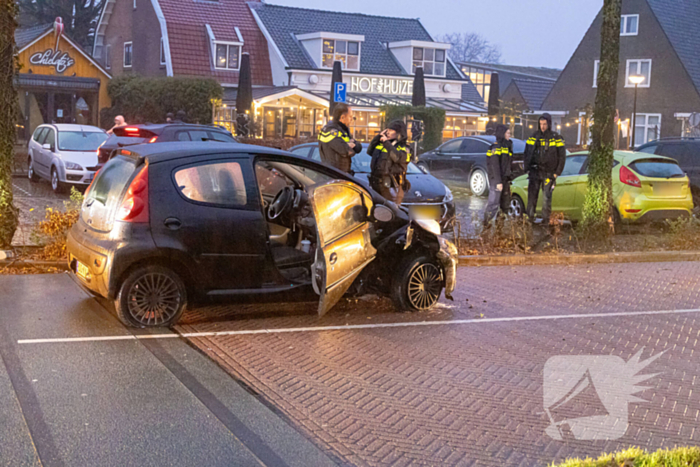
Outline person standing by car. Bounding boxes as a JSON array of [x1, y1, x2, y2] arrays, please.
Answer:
[[369, 120, 410, 205], [107, 115, 126, 135], [524, 113, 566, 226], [483, 124, 513, 227], [318, 103, 361, 174]]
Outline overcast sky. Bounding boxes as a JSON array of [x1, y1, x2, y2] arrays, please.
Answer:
[[268, 0, 603, 69]]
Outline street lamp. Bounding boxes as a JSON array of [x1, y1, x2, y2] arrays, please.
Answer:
[[629, 74, 645, 149]]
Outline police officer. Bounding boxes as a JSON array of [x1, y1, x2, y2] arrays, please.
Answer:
[[524, 113, 566, 226], [318, 103, 362, 174], [483, 124, 513, 226], [368, 120, 410, 205]]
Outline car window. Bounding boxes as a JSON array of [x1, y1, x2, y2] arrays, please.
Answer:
[[58, 131, 108, 151], [290, 147, 311, 158], [637, 144, 657, 155], [208, 131, 236, 142], [189, 130, 210, 142], [313, 184, 368, 245], [42, 128, 56, 147], [82, 155, 139, 232], [629, 158, 685, 178], [439, 139, 462, 154], [32, 127, 46, 142], [656, 144, 691, 166], [255, 162, 293, 197], [174, 161, 248, 206], [560, 155, 587, 176], [176, 131, 191, 141], [460, 139, 489, 153], [310, 147, 322, 162]]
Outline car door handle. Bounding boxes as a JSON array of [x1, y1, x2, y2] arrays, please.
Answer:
[[329, 252, 338, 265], [164, 217, 182, 230]]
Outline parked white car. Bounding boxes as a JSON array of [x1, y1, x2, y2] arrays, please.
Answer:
[[28, 124, 108, 193]]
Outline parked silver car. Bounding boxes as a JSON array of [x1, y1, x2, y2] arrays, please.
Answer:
[[28, 124, 108, 193]]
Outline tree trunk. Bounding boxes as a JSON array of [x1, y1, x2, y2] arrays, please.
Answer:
[[0, 0, 19, 248], [581, 0, 621, 237]]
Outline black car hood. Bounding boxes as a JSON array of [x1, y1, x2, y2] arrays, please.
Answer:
[[358, 172, 447, 203]]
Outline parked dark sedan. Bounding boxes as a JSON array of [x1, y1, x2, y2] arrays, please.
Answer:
[[418, 135, 526, 197], [67, 142, 457, 328], [636, 137, 700, 213], [97, 123, 237, 165], [289, 143, 456, 231]]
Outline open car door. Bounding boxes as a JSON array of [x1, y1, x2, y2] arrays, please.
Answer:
[[308, 180, 377, 316]]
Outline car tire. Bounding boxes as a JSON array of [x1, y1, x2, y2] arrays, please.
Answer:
[[391, 254, 444, 312], [115, 265, 187, 328], [470, 169, 489, 197], [509, 195, 525, 218], [51, 167, 66, 194], [28, 156, 40, 183]]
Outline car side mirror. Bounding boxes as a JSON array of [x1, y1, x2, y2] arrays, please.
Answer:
[[42, 143, 53, 152], [371, 204, 394, 223]]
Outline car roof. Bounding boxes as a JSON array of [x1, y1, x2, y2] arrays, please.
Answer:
[[569, 150, 678, 164], [639, 138, 700, 146], [39, 124, 104, 133], [121, 141, 292, 163], [125, 123, 230, 132]]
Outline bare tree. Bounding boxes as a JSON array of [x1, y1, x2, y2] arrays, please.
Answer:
[[18, 0, 103, 49], [437, 33, 503, 64]]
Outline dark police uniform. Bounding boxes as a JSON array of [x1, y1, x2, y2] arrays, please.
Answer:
[[318, 120, 361, 173]]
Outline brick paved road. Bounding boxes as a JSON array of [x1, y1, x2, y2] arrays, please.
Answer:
[[178, 261, 700, 466]]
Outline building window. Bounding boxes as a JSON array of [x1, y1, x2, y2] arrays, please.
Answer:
[[105, 45, 111, 70], [461, 66, 491, 102], [621, 14, 639, 36], [412, 47, 446, 77], [634, 113, 661, 146], [321, 39, 360, 71], [214, 43, 240, 70], [123, 42, 132, 68], [350, 111, 381, 142], [160, 38, 166, 65], [442, 117, 480, 140], [593, 60, 600, 88], [626, 59, 651, 87]]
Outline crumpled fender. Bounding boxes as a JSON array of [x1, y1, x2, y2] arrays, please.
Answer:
[[436, 235, 457, 301]]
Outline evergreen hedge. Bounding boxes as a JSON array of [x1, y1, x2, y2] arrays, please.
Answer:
[[100, 76, 223, 129], [380, 105, 446, 154]]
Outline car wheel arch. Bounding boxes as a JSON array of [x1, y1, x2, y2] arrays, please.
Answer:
[[110, 255, 197, 300]]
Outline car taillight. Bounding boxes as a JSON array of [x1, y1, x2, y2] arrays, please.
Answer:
[[85, 169, 99, 196], [117, 166, 149, 222], [149, 136, 158, 143], [620, 165, 641, 187], [124, 127, 140, 134]]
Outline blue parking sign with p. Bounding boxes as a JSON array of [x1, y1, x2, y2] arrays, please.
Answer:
[[334, 83, 347, 103]]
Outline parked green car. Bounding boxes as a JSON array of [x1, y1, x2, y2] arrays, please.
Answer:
[[509, 151, 693, 224]]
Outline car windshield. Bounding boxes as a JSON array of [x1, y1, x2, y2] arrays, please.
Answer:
[[58, 131, 108, 151], [352, 150, 422, 174], [629, 158, 685, 179]]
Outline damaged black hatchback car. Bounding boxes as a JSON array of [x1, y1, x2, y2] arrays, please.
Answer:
[[67, 142, 457, 327]]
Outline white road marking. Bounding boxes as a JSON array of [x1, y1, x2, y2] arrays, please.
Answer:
[[16, 307, 700, 345], [13, 184, 32, 197]]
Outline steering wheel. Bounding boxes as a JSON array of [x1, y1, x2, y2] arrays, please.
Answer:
[[268, 186, 295, 220]]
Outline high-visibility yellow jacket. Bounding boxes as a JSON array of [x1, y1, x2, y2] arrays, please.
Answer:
[[317, 120, 361, 173]]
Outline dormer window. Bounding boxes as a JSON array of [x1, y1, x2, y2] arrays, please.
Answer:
[[322, 39, 360, 70], [215, 43, 240, 70], [296, 32, 365, 71], [413, 47, 446, 77]]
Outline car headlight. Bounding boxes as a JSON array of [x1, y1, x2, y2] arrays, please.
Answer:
[[65, 162, 83, 170], [443, 186, 453, 203]]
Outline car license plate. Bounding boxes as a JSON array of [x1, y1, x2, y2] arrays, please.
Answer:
[[653, 183, 681, 197], [76, 261, 89, 279], [410, 205, 442, 219]]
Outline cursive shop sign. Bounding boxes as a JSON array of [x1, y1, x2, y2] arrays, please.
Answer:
[[29, 49, 76, 74], [350, 76, 413, 95]]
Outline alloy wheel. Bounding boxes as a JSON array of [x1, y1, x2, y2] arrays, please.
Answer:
[[470, 171, 486, 196], [407, 263, 442, 310], [51, 170, 59, 191], [127, 273, 183, 326], [509, 198, 523, 218], [28, 160, 34, 180]]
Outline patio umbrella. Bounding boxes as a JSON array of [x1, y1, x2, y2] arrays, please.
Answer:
[[329, 61, 343, 116], [412, 66, 426, 107], [487, 72, 500, 116], [236, 53, 253, 136]]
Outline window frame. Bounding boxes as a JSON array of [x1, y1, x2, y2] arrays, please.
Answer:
[[593, 60, 600, 88], [105, 44, 111, 70], [625, 59, 652, 88], [123, 41, 133, 68], [171, 159, 252, 210], [213, 42, 242, 71], [160, 37, 166, 66], [412, 47, 446, 77], [633, 113, 662, 146], [320, 39, 361, 71], [621, 14, 639, 36]]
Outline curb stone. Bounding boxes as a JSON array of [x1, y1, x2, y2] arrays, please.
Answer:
[[458, 250, 700, 267], [0, 259, 68, 270]]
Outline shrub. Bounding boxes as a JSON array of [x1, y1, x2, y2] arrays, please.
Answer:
[[380, 105, 446, 154], [100, 76, 223, 129], [33, 187, 83, 260], [550, 446, 700, 467], [665, 216, 700, 250]]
